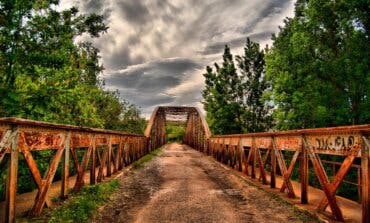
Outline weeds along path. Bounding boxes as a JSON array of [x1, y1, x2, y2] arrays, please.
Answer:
[[93, 143, 319, 223]]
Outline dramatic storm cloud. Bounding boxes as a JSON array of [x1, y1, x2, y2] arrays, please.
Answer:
[[61, 0, 295, 117]]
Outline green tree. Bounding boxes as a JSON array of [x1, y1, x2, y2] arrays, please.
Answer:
[[0, 0, 108, 127], [0, 0, 147, 131], [266, 0, 370, 129], [236, 38, 272, 132], [119, 103, 147, 134], [202, 40, 272, 134], [96, 90, 147, 134], [202, 45, 244, 134]]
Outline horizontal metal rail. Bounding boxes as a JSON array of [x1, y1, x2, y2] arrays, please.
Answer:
[[0, 118, 149, 222]]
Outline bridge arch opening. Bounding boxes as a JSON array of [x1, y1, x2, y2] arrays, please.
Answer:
[[144, 106, 210, 150], [165, 116, 186, 143]]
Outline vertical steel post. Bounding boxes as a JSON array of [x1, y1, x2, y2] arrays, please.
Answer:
[[107, 136, 112, 177], [270, 136, 276, 188], [361, 135, 369, 223], [301, 135, 308, 204], [5, 127, 18, 223], [61, 131, 71, 198], [251, 137, 256, 179], [90, 135, 96, 185]]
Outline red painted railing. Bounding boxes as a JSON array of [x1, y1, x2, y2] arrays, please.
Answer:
[[197, 125, 370, 223], [0, 118, 148, 222]]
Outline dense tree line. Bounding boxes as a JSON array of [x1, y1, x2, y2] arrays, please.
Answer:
[[203, 0, 369, 134], [0, 0, 146, 133]]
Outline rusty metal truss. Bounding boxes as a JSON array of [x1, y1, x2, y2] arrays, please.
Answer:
[[204, 125, 370, 223], [144, 106, 210, 151], [0, 118, 148, 222]]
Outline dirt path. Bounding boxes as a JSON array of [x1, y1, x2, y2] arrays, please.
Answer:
[[93, 143, 319, 223]]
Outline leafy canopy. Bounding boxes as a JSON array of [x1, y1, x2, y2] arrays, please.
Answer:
[[265, 0, 370, 129]]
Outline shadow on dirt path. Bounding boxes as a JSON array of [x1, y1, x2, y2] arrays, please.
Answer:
[[92, 143, 319, 223]]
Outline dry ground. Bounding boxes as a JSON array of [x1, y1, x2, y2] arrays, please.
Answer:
[[92, 143, 319, 223]]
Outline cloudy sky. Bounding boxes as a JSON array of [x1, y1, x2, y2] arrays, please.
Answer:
[[61, 0, 295, 117]]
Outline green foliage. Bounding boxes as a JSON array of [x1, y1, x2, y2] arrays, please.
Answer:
[[0, 0, 106, 126], [202, 40, 271, 134], [166, 122, 186, 142], [265, 0, 370, 129], [203, 46, 245, 135], [96, 90, 147, 134], [236, 38, 272, 132], [48, 179, 120, 223]]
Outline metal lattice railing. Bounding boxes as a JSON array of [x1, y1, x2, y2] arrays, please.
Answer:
[[0, 117, 148, 222], [198, 125, 370, 223]]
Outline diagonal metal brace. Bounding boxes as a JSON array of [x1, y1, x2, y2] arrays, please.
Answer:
[[0, 128, 19, 164]]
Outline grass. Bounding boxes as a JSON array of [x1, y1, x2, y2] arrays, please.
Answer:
[[47, 180, 120, 223], [132, 147, 162, 169]]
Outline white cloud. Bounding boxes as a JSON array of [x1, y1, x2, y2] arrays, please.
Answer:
[[60, 0, 295, 117]]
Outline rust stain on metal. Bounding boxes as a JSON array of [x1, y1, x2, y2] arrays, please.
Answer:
[[275, 136, 301, 151], [71, 133, 91, 148], [240, 137, 252, 147], [95, 136, 108, 146], [229, 138, 239, 146], [255, 137, 272, 149], [22, 131, 65, 150]]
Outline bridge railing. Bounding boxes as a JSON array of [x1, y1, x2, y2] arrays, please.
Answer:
[[183, 107, 211, 151], [145, 107, 166, 150], [203, 125, 370, 223], [0, 118, 148, 222]]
